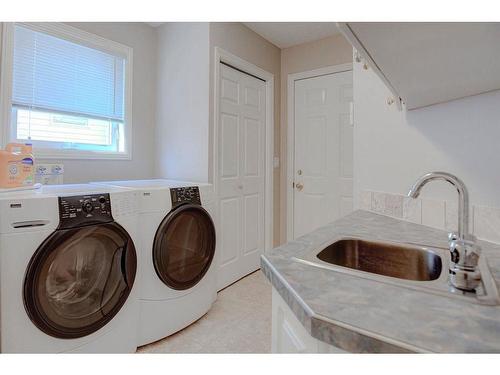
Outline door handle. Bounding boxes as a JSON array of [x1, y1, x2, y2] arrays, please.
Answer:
[[295, 182, 304, 191]]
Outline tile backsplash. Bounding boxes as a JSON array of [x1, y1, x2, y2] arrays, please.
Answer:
[[360, 190, 500, 244]]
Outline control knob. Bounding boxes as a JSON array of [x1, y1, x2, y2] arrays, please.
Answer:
[[82, 200, 94, 214]]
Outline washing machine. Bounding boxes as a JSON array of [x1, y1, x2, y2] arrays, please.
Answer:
[[92, 179, 217, 346], [0, 184, 140, 353]]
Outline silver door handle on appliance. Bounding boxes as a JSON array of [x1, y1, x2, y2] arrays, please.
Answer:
[[296, 182, 304, 191]]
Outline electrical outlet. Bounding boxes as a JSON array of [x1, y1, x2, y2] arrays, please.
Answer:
[[35, 163, 64, 185]]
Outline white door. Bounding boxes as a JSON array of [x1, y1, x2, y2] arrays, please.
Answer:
[[293, 71, 353, 239], [217, 63, 266, 290]]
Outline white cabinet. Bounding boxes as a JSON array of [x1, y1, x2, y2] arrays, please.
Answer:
[[271, 288, 346, 353], [338, 22, 500, 110]]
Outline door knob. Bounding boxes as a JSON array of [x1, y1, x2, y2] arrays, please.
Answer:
[[296, 182, 304, 191]]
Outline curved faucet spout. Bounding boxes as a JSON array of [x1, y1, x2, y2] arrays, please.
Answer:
[[407, 172, 469, 240]]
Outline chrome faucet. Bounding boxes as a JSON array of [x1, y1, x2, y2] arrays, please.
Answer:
[[408, 172, 481, 291]]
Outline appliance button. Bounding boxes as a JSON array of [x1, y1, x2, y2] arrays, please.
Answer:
[[82, 200, 94, 214]]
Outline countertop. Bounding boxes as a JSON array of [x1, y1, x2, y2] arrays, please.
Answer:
[[261, 210, 500, 353]]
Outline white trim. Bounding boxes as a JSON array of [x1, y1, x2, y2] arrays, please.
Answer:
[[289, 64, 352, 82], [16, 22, 131, 59], [0, 22, 134, 161], [0, 23, 14, 149], [213, 47, 274, 253], [286, 63, 353, 242]]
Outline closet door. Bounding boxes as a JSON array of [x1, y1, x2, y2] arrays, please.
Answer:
[[293, 71, 353, 239], [217, 63, 266, 290]]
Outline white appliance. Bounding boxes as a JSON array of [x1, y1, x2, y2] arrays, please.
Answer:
[[0, 184, 140, 353], [91, 179, 217, 346]]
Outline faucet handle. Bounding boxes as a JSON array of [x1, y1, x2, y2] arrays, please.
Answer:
[[448, 231, 476, 243], [448, 239, 482, 291], [449, 238, 481, 269]]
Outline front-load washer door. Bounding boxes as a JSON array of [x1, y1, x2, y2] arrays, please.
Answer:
[[23, 222, 137, 339], [153, 204, 216, 290]]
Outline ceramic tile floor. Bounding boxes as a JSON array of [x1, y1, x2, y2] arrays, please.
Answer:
[[137, 270, 272, 353]]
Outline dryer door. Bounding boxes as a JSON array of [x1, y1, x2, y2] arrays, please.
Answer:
[[153, 204, 216, 290], [23, 222, 137, 339]]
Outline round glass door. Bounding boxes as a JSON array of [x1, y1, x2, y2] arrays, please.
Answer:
[[23, 222, 137, 339], [153, 204, 216, 290]]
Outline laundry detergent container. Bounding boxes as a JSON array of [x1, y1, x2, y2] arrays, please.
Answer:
[[0, 143, 35, 189]]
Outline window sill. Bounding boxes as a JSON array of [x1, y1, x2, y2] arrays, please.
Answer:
[[33, 150, 132, 161]]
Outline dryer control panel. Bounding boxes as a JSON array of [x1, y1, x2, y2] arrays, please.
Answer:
[[58, 193, 113, 229], [170, 186, 201, 208]]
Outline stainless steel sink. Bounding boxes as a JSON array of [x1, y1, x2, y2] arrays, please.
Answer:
[[316, 239, 442, 282], [293, 237, 500, 305]]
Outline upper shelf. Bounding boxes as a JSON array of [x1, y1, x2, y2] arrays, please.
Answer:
[[337, 22, 500, 110]]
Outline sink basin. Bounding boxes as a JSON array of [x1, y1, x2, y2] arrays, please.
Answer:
[[316, 239, 442, 281], [293, 236, 500, 305]]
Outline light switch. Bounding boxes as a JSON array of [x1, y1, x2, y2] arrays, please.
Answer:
[[349, 102, 354, 126], [273, 157, 280, 168]]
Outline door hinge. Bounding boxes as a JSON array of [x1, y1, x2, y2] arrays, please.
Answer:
[[292, 182, 295, 189]]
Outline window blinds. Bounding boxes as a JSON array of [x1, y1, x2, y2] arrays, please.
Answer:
[[12, 25, 125, 121]]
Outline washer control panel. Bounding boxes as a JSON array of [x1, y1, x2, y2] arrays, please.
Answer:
[[58, 193, 113, 229], [170, 186, 201, 208]]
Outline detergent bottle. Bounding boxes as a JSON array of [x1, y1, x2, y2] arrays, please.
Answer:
[[0, 143, 35, 188]]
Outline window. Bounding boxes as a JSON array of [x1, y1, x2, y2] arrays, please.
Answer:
[[0, 23, 132, 159]]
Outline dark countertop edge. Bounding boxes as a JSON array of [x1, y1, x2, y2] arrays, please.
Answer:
[[261, 254, 430, 353]]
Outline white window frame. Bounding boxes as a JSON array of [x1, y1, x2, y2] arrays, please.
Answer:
[[0, 22, 133, 160]]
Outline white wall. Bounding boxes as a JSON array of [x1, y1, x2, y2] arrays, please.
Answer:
[[59, 23, 157, 183], [353, 56, 500, 210], [208, 22, 281, 245], [155, 22, 282, 243], [155, 22, 210, 182], [0, 22, 158, 183]]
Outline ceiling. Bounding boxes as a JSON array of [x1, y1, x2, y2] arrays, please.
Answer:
[[243, 22, 340, 48], [145, 22, 341, 49]]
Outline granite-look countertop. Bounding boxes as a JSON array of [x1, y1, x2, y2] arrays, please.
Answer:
[[261, 210, 500, 353]]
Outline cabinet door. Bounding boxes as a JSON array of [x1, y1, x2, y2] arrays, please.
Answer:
[[271, 289, 318, 353], [273, 309, 317, 353], [271, 288, 347, 353]]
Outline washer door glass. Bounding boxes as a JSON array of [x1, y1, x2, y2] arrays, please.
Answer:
[[153, 204, 216, 290], [23, 222, 137, 339]]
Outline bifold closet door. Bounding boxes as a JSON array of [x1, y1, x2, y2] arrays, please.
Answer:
[[217, 63, 266, 290]]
